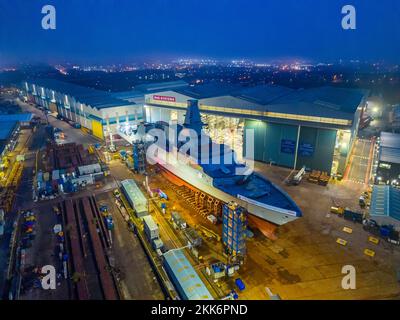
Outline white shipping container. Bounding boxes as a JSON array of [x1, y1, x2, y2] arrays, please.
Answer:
[[78, 163, 102, 176], [143, 215, 159, 241]]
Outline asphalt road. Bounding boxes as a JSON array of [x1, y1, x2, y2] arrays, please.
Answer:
[[95, 190, 164, 300]]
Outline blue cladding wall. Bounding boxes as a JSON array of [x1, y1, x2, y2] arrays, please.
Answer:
[[297, 126, 337, 172], [244, 120, 337, 172]]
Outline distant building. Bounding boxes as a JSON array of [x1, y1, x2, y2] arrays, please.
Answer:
[[376, 132, 400, 185]]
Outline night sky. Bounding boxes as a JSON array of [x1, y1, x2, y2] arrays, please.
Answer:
[[1, 0, 400, 66]]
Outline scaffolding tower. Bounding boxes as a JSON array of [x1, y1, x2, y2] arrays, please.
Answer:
[[222, 202, 247, 258], [132, 141, 146, 174]]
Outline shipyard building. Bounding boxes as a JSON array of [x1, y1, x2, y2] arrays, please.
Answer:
[[0, 113, 33, 170], [21, 79, 368, 175], [21, 79, 187, 140], [21, 79, 143, 140], [143, 83, 368, 175], [376, 131, 400, 185]]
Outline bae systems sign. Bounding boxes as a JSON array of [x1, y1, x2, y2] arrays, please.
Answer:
[[153, 95, 176, 102]]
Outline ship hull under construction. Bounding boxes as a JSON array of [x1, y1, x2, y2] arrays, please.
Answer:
[[156, 157, 300, 227]]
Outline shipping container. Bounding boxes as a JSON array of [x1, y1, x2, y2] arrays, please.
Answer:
[[121, 179, 148, 217], [78, 163, 102, 176], [143, 215, 159, 241], [163, 250, 213, 300], [152, 238, 164, 251]]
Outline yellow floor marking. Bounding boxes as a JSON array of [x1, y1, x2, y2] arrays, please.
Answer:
[[336, 238, 347, 246], [368, 236, 379, 245], [343, 227, 353, 234], [364, 249, 375, 257]]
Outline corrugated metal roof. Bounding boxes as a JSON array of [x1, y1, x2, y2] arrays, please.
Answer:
[[26, 79, 134, 109], [163, 250, 213, 300], [0, 121, 17, 140], [234, 85, 295, 105], [380, 131, 400, 149], [113, 81, 188, 100], [135, 80, 188, 92], [142, 215, 158, 231], [271, 86, 368, 113], [370, 185, 400, 221], [148, 83, 368, 122], [121, 179, 147, 213], [380, 146, 400, 164], [0, 113, 33, 122], [174, 83, 243, 99], [379, 132, 400, 164]]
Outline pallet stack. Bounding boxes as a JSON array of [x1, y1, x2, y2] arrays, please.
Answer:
[[318, 172, 330, 186], [307, 170, 321, 183], [307, 170, 329, 186]]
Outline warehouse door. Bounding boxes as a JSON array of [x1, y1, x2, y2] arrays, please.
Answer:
[[91, 119, 104, 139]]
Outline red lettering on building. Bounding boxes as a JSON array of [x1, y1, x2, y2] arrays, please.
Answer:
[[153, 95, 176, 102]]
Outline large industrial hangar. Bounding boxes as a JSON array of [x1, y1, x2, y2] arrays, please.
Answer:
[[144, 83, 369, 175], [21, 79, 142, 139], [20, 79, 368, 175], [376, 131, 400, 185], [20, 79, 187, 140]]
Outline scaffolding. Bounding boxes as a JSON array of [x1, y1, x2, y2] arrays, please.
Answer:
[[201, 114, 244, 161], [132, 141, 146, 174], [222, 202, 247, 257]]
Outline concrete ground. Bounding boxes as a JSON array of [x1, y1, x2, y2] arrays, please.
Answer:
[[18, 202, 70, 300], [239, 163, 400, 300], [132, 160, 400, 300], [95, 190, 164, 300], [346, 138, 373, 184], [15, 98, 99, 147]]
